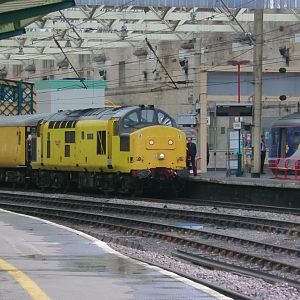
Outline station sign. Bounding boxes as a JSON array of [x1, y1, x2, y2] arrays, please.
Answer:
[[215, 103, 253, 117], [233, 122, 242, 130]]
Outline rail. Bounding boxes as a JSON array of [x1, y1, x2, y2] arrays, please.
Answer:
[[268, 157, 300, 181]]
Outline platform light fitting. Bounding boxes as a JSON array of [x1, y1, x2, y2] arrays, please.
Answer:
[[279, 95, 287, 101], [65, 39, 71, 47], [18, 47, 24, 55], [120, 25, 128, 40]]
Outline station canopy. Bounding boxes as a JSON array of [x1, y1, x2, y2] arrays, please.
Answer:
[[0, 0, 300, 62]]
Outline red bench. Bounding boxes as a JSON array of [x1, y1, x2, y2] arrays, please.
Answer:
[[268, 158, 300, 181]]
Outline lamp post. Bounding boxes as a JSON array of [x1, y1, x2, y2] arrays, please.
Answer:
[[228, 60, 250, 103], [228, 60, 250, 177]]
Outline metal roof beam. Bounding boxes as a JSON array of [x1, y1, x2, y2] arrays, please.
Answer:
[[75, 0, 300, 9], [41, 9, 300, 23]]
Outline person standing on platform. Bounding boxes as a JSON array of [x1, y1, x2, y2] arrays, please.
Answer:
[[207, 143, 210, 166], [261, 135, 267, 174], [186, 137, 197, 176]]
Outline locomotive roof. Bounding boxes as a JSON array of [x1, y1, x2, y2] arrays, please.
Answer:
[[0, 106, 176, 129], [271, 113, 300, 127], [0, 113, 52, 127], [45, 106, 166, 121]]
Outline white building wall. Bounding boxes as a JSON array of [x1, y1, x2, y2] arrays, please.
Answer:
[[37, 88, 105, 113]]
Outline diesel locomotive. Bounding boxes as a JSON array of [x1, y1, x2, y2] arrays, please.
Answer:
[[0, 105, 188, 195]]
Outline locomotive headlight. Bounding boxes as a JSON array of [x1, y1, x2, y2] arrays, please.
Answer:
[[159, 153, 165, 160], [168, 139, 173, 145], [149, 139, 155, 145]]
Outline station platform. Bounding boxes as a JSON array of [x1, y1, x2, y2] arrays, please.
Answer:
[[192, 169, 300, 189], [186, 169, 300, 207], [0, 209, 231, 300]]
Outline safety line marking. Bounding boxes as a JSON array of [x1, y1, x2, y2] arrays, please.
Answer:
[[0, 258, 52, 300]]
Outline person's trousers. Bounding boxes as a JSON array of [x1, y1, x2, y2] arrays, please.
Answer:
[[261, 151, 266, 173]]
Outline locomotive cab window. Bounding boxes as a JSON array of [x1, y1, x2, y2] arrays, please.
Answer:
[[157, 111, 173, 126], [123, 111, 139, 128], [119, 107, 176, 135], [141, 109, 155, 124]]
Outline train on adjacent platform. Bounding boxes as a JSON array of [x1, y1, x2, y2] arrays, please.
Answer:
[[0, 105, 188, 195], [269, 112, 300, 164]]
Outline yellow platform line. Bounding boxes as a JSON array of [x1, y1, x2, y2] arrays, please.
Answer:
[[0, 259, 52, 300]]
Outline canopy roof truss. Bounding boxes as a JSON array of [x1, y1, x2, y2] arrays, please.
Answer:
[[0, 5, 300, 61]]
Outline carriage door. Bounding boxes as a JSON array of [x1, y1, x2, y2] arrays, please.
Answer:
[[25, 127, 33, 163], [279, 128, 287, 157]]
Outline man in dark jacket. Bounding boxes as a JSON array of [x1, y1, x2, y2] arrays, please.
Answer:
[[260, 135, 266, 174], [186, 138, 197, 176]]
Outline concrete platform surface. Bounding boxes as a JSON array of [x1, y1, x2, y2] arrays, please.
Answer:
[[0, 209, 231, 300], [192, 169, 300, 189]]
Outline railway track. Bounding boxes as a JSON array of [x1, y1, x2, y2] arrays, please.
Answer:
[[1, 187, 300, 215], [1, 192, 299, 236], [0, 192, 299, 293], [142, 197, 300, 216]]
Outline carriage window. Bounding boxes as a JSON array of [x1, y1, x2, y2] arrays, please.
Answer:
[[272, 131, 279, 145], [123, 111, 139, 128], [280, 128, 287, 156], [293, 132, 300, 150], [158, 111, 172, 126]]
